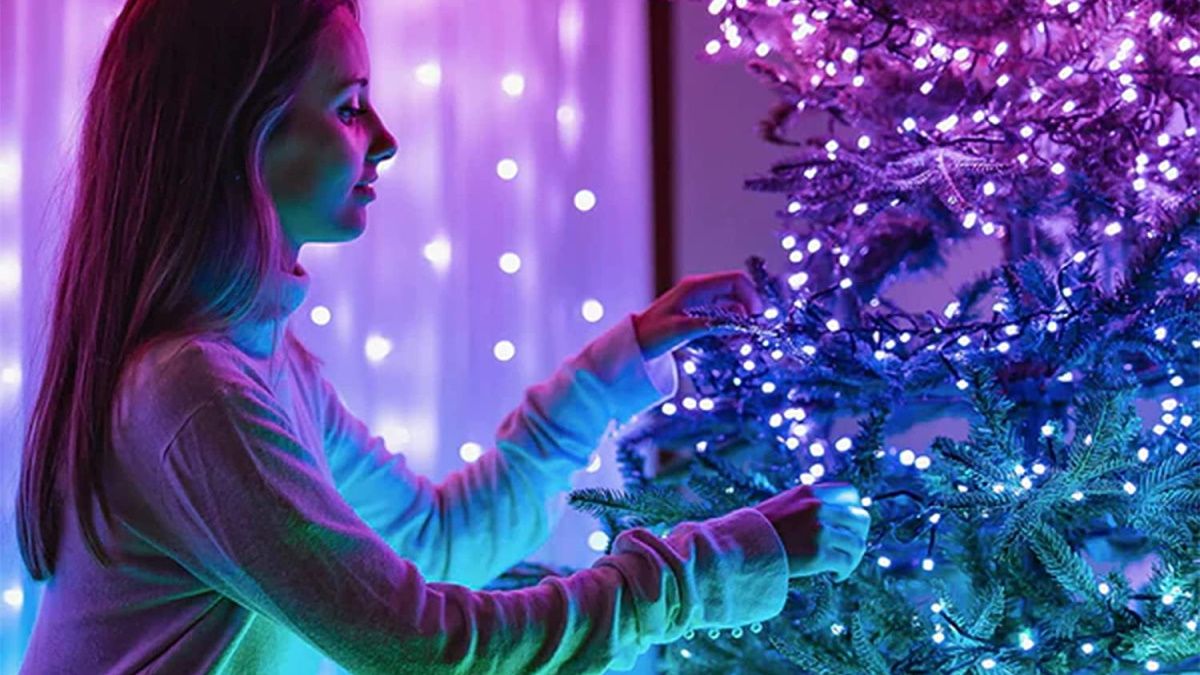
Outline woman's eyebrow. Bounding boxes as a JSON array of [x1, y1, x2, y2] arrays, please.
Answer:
[[332, 77, 369, 95]]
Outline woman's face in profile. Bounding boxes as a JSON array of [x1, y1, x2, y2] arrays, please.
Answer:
[[263, 6, 397, 255]]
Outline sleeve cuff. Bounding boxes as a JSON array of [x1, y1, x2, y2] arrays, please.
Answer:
[[576, 313, 679, 424], [697, 507, 791, 628]]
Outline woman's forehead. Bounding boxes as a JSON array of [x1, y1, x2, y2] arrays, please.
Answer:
[[310, 7, 369, 96]]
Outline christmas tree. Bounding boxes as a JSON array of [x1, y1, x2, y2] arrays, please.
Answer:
[[492, 1, 1200, 672]]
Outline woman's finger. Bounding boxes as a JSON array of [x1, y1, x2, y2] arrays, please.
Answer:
[[822, 546, 855, 582], [824, 504, 872, 537], [729, 273, 765, 314], [688, 272, 764, 315], [818, 523, 865, 564]]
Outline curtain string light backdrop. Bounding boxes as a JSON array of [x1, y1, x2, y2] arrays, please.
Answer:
[[0, 0, 663, 672]]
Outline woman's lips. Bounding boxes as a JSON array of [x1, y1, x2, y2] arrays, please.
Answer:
[[353, 184, 376, 201]]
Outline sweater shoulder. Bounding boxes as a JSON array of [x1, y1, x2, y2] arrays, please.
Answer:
[[113, 333, 264, 451]]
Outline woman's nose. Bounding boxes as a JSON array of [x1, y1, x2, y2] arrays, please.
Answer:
[[368, 124, 398, 164]]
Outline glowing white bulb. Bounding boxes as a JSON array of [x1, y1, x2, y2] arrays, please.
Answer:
[[423, 237, 452, 269], [1, 365, 21, 387], [781, 234, 797, 249], [841, 47, 858, 63], [459, 442, 484, 463], [0, 253, 20, 297], [809, 441, 825, 457], [899, 449, 916, 466], [581, 299, 605, 323], [877, 556, 892, 568], [994, 41, 1009, 56], [936, 114, 959, 132], [499, 252, 522, 274], [588, 530, 611, 552], [1104, 221, 1122, 236], [496, 158, 519, 180], [983, 181, 996, 196], [1123, 481, 1137, 495], [661, 402, 677, 416], [922, 558, 935, 571], [705, 39, 721, 55], [807, 238, 822, 253], [2, 586, 23, 609], [857, 134, 871, 149], [903, 117, 917, 131], [574, 189, 597, 212], [556, 104, 578, 126], [755, 42, 771, 57], [835, 437, 852, 452], [364, 334, 393, 363], [493, 340, 516, 362], [1122, 88, 1138, 103], [825, 318, 840, 332], [501, 72, 526, 97], [414, 61, 442, 87], [309, 305, 331, 326]]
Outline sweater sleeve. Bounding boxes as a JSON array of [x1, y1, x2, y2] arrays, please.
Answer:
[[321, 313, 682, 588], [151, 375, 791, 673]]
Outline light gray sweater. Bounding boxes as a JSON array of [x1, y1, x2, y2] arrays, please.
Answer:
[[20, 262, 790, 673]]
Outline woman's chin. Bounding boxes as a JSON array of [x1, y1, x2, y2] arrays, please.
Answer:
[[335, 208, 369, 236]]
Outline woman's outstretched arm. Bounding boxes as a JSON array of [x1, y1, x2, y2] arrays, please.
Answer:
[[318, 313, 679, 588], [142, 343, 788, 674]]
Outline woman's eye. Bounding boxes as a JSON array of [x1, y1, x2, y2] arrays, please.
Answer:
[[338, 106, 369, 123]]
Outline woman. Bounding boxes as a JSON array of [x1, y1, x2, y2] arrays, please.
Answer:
[[16, 0, 870, 672]]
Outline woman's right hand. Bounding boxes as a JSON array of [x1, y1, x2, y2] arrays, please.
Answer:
[[752, 482, 870, 582]]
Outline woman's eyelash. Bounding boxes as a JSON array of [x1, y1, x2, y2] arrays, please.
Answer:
[[338, 105, 369, 121]]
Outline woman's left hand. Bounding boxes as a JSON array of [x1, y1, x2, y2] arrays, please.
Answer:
[[632, 271, 765, 361]]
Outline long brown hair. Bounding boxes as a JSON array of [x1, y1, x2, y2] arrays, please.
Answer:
[[16, 0, 353, 581]]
